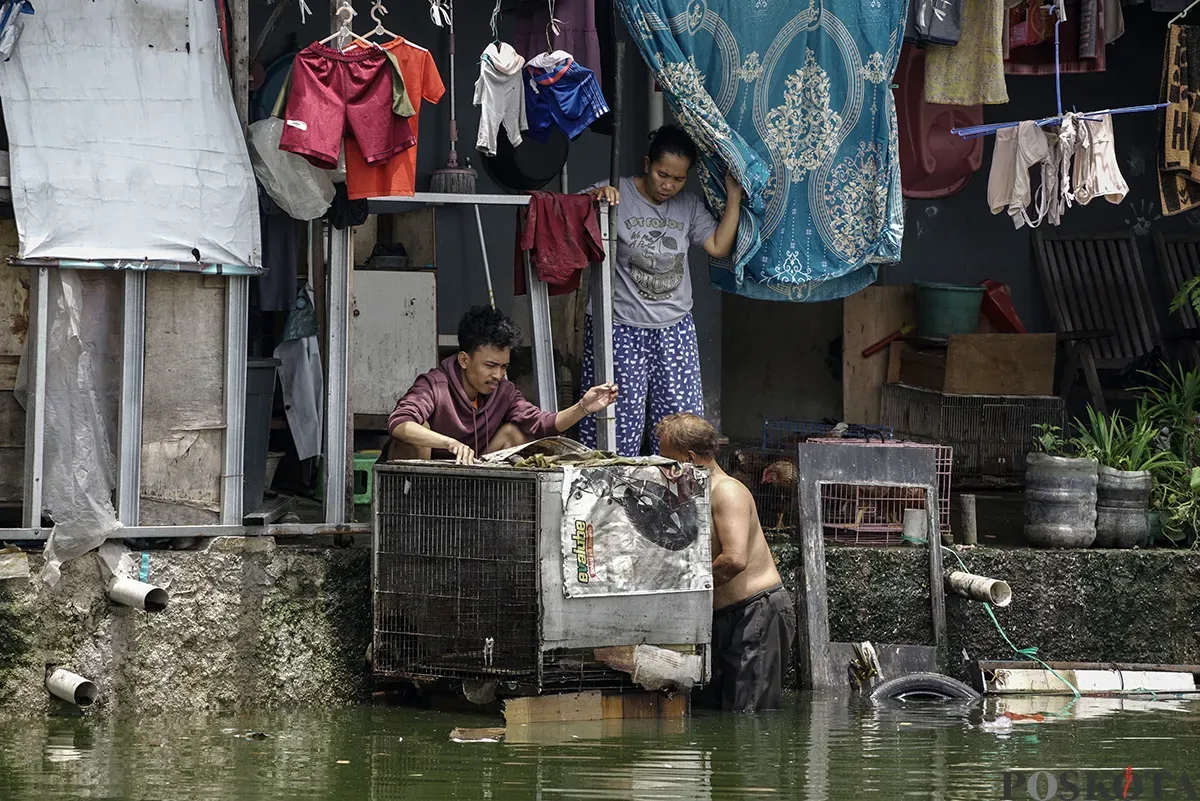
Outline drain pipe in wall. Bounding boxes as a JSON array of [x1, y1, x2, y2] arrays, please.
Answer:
[[46, 668, 99, 707], [106, 577, 169, 613]]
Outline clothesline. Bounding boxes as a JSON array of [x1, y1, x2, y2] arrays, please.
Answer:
[[952, 103, 1169, 140], [950, 0, 1164, 139]]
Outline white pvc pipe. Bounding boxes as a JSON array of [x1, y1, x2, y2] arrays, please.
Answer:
[[948, 571, 1012, 608], [46, 669, 99, 707], [107, 577, 169, 613]]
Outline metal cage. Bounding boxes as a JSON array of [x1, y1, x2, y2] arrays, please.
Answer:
[[372, 462, 711, 693], [880, 383, 1066, 485]]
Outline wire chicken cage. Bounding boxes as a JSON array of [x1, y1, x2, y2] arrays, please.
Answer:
[[807, 439, 952, 545], [720, 423, 945, 545], [372, 462, 711, 693], [717, 442, 798, 534], [761, 419, 894, 449], [879, 383, 1066, 485], [373, 468, 541, 682]]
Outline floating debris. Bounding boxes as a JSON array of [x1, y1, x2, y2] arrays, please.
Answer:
[[235, 731, 270, 741], [450, 727, 505, 743]]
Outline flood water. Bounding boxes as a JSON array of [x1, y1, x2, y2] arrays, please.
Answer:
[[2, 694, 1200, 800]]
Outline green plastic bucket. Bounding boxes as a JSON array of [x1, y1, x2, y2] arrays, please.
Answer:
[[914, 281, 985, 338]]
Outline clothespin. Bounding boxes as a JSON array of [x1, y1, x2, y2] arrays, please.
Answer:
[[298, 0, 312, 23]]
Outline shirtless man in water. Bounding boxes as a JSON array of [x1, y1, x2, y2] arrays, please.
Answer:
[[656, 413, 796, 712]]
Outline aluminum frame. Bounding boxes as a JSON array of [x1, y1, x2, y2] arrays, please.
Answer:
[[592, 205, 617, 451], [21, 267, 47, 529], [221, 275, 249, 525], [325, 225, 352, 524], [117, 271, 146, 525], [525, 252, 558, 412]]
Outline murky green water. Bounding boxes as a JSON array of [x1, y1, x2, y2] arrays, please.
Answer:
[[2, 694, 1200, 800]]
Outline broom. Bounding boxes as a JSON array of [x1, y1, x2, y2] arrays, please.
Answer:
[[430, 1, 476, 194]]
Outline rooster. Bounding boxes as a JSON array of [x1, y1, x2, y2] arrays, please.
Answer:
[[760, 459, 798, 530]]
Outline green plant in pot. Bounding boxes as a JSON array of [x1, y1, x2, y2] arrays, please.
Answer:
[[1073, 407, 1182, 549], [1024, 424, 1099, 549], [1154, 466, 1200, 548]]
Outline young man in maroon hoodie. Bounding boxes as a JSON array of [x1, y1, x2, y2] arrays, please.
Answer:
[[388, 306, 619, 464]]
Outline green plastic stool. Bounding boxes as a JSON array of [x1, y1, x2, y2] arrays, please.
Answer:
[[353, 450, 380, 506]]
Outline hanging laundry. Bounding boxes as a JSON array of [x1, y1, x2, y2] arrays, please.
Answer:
[[278, 43, 415, 170], [513, 191, 606, 296], [275, 287, 324, 462], [344, 38, 445, 200], [905, 0, 963, 46], [987, 120, 1051, 229], [925, 0, 1009, 105], [1005, 0, 1105, 75], [1006, 0, 1053, 49], [617, 0, 905, 302], [475, 42, 528, 157], [524, 50, 609, 141], [515, 0, 604, 88], [1160, 23, 1200, 216], [1071, 115, 1128, 206]]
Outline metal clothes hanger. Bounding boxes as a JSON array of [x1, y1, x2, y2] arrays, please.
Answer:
[[1171, 0, 1200, 27]]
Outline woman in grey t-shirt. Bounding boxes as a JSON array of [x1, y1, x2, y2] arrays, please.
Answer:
[[579, 124, 743, 456]]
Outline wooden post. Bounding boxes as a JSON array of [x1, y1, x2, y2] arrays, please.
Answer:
[[958, 494, 978, 546], [231, 0, 250, 133]]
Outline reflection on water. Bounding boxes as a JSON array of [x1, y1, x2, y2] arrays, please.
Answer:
[[0, 694, 1198, 800]]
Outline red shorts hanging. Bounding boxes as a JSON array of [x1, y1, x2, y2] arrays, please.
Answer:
[[278, 43, 415, 170]]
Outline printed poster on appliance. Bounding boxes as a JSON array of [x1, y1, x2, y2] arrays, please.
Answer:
[[560, 462, 713, 598]]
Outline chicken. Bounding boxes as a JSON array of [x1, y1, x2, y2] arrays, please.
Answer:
[[760, 459, 799, 530]]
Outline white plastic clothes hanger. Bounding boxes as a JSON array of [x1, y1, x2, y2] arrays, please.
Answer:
[[317, 2, 381, 49], [367, 0, 399, 40]]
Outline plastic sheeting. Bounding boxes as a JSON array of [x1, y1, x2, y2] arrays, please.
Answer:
[[15, 270, 122, 585], [0, 0, 261, 266], [560, 462, 712, 598]]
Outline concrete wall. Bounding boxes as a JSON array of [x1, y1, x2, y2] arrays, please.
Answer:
[[773, 541, 1200, 685], [0, 539, 371, 717], [4, 537, 1200, 716]]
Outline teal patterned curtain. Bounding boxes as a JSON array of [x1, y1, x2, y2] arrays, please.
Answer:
[[618, 0, 907, 301]]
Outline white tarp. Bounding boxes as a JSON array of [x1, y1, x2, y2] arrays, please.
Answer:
[[0, 0, 260, 266], [560, 462, 713, 598]]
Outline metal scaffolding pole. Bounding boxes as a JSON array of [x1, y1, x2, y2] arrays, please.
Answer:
[[525, 252, 558, 412], [325, 226, 352, 524], [22, 267, 47, 529], [592, 206, 617, 450], [117, 272, 145, 525]]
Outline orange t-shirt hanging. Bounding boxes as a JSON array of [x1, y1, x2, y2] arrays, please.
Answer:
[[345, 38, 446, 200]]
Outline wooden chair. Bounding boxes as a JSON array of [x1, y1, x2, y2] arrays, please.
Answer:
[[1033, 230, 1161, 414], [1152, 231, 1200, 369]]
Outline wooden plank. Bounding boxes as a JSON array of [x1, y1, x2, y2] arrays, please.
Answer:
[[503, 690, 604, 725], [886, 341, 946, 391], [1126, 236, 1162, 347], [977, 660, 1200, 674], [979, 668, 1196, 695], [842, 285, 914, 426], [942, 334, 1056, 395]]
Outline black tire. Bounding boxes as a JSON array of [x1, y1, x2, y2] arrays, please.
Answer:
[[869, 672, 981, 703]]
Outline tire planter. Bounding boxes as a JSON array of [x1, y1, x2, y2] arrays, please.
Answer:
[[1093, 466, 1152, 549], [869, 672, 981, 703], [1024, 453, 1098, 548]]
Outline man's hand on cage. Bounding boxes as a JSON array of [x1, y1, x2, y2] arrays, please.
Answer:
[[447, 440, 477, 465]]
